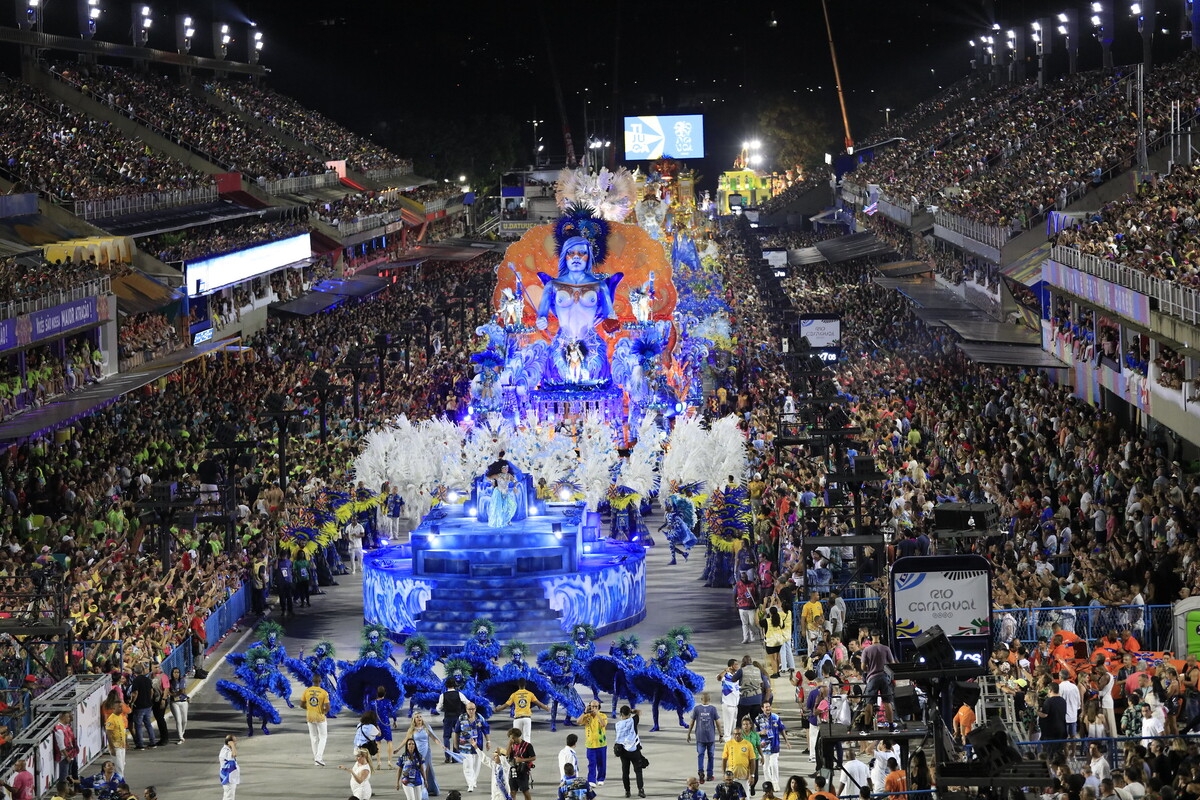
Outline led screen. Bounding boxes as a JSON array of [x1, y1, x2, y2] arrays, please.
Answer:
[[799, 317, 841, 347], [623, 115, 705, 160], [186, 234, 311, 296]]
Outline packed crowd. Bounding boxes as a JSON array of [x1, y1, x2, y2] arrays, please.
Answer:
[[0, 254, 127, 308], [117, 313, 180, 367], [1055, 163, 1200, 288], [138, 216, 310, 265], [205, 81, 412, 174], [0, 78, 211, 202], [52, 64, 329, 181], [854, 53, 1200, 233]]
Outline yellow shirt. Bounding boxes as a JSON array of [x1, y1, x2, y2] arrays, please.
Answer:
[[505, 689, 537, 718], [581, 711, 608, 748], [104, 713, 127, 748], [801, 600, 825, 633], [301, 686, 330, 723], [722, 738, 756, 774]]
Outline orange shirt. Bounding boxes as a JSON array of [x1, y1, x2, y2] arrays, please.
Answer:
[[953, 704, 976, 736], [1058, 630, 1082, 644], [1122, 635, 1141, 653], [885, 769, 908, 800]]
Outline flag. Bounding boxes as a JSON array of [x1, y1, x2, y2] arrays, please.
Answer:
[[864, 201, 878, 216]]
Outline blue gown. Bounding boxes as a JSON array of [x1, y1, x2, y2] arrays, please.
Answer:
[[487, 480, 518, 528], [413, 724, 440, 796]]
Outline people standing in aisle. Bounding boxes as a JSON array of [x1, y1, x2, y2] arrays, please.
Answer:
[[453, 701, 491, 792], [150, 663, 171, 747], [614, 706, 646, 799], [128, 663, 157, 749], [347, 518, 366, 573], [680, 775, 710, 800], [405, 710, 442, 796], [721, 724, 757, 798], [52, 711, 79, 784], [340, 749, 373, 800], [735, 573, 759, 644], [273, 553, 295, 618], [755, 701, 790, 789], [301, 674, 330, 766], [438, 677, 467, 761], [574, 700, 608, 787], [354, 710, 383, 772], [396, 737, 428, 800], [688, 691, 722, 784], [558, 733, 581, 781], [713, 770, 747, 800], [104, 697, 128, 775], [219, 735, 240, 800], [168, 667, 190, 744], [502, 726, 537, 800], [718, 662, 741, 742]]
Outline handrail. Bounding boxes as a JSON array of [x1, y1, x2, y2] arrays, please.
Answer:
[[934, 209, 1009, 250], [363, 166, 416, 183], [0, 279, 111, 323], [262, 172, 339, 196], [1050, 244, 1200, 325], [73, 186, 218, 221]]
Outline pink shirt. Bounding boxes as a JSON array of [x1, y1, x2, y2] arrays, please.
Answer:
[[10, 769, 33, 800]]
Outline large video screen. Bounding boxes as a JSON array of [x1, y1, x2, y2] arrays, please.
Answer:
[[799, 316, 841, 347], [186, 234, 311, 296], [623, 114, 705, 160]]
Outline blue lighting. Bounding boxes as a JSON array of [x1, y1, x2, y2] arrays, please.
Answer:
[[467, 506, 477, 517], [583, 544, 592, 553]]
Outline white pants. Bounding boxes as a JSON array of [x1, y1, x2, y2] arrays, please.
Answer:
[[350, 548, 364, 573], [721, 705, 739, 741], [737, 778, 753, 797], [402, 782, 422, 800], [805, 631, 822, 655], [171, 700, 189, 740], [112, 746, 126, 776], [222, 784, 237, 800], [462, 751, 485, 790], [512, 716, 531, 743], [808, 724, 819, 758], [739, 609, 758, 642], [308, 720, 328, 761], [762, 751, 780, 787], [1104, 706, 1118, 738], [779, 645, 796, 672]]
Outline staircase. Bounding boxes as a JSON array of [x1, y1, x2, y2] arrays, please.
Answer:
[[415, 576, 565, 650]]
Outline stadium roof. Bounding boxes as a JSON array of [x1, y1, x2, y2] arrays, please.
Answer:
[[814, 232, 897, 264], [957, 342, 1069, 369]]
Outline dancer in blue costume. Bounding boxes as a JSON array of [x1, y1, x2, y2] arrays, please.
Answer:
[[443, 657, 494, 719], [215, 645, 294, 736], [226, 620, 286, 667], [536, 643, 584, 732], [585, 635, 644, 716], [661, 494, 698, 564], [393, 634, 442, 717], [667, 626, 704, 691], [569, 624, 603, 701], [483, 640, 557, 712], [285, 640, 345, 718], [638, 637, 696, 731], [338, 624, 406, 716], [486, 468, 519, 528], [455, 618, 502, 682]]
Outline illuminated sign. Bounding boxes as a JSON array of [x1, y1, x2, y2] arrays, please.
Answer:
[[623, 115, 705, 160], [192, 326, 214, 346], [799, 317, 841, 347], [186, 234, 311, 297], [893, 569, 991, 638]]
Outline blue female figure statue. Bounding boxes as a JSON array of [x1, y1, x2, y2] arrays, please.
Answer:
[[216, 645, 294, 736], [536, 215, 623, 387], [487, 467, 519, 529]]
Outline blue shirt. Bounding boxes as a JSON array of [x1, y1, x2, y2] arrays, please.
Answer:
[[454, 714, 489, 753], [755, 712, 787, 754], [614, 715, 640, 750]]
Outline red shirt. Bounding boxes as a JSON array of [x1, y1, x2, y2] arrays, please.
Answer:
[[10, 769, 33, 800]]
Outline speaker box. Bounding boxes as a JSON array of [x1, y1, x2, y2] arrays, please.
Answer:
[[893, 684, 920, 717]]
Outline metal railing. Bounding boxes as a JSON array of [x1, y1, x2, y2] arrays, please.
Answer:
[[204, 584, 249, 648], [934, 209, 1010, 251], [262, 172, 339, 196], [160, 634, 194, 678], [792, 596, 888, 654], [1050, 244, 1200, 325], [334, 209, 405, 236], [73, 639, 124, 673], [363, 166, 416, 183], [991, 604, 1172, 651], [1015, 734, 1187, 771], [878, 193, 916, 226], [0, 278, 110, 323], [73, 185, 218, 221]]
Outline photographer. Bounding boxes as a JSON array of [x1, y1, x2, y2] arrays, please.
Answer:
[[501, 726, 536, 800]]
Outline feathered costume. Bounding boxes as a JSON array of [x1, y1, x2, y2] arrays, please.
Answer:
[[395, 633, 443, 716], [443, 657, 494, 719], [337, 625, 405, 716], [536, 643, 584, 731], [285, 640, 344, 718], [483, 641, 557, 711], [702, 485, 751, 588], [642, 638, 697, 730], [226, 620, 286, 668], [569, 623, 603, 701], [585, 635, 644, 715], [667, 626, 702, 677], [660, 492, 698, 564], [453, 618, 502, 682], [216, 645, 293, 736]]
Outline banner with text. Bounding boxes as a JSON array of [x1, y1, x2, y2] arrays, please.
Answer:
[[893, 569, 991, 638]]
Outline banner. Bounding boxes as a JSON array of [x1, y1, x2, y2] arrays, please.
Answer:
[[893, 569, 990, 638], [25, 297, 102, 344], [76, 685, 107, 769], [35, 730, 54, 797], [799, 317, 841, 347]]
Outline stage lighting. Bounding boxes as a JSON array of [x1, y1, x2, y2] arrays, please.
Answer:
[[1091, 14, 1102, 25], [447, 491, 459, 503], [467, 506, 476, 517], [558, 488, 572, 501], [1091, 2, 1102, 11], [1130, 2, 1140, 13], [583, 544, 592, 553], [552, 523, 563, 541], [913, 625, 956, 669], [1058, 12, 1068, 21]]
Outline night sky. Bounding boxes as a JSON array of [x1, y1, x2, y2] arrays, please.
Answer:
[[15, 0, 1198, 180]]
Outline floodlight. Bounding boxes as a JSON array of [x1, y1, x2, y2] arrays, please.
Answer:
[[1058, 24, 1068, 33], [141, 16, 150, 27], [1091, 14, 1102, 25], [254, 39, 262, 50], [1031, 21, 1041, 30], [1006, 29, 1015, 38], [968, 38, 975, 46], [1092, 1, 1102, 11], [140, 4, 148, 15], [751, 139, 761, 148], [221, 33, 230, 43], [1058, 12, 1068, 21], [220, 23, 228, 32], [182, 14, 190, 24], [1130, 2, 1140, 12], [253, 30, 262, 40], [184, 25, 193, 36]]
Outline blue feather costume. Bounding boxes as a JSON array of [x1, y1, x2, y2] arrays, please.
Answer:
[[586, 637, 644, 715], [338, 626, 406, 715], [396, 635, 443, 716], [482, 645, 557, 717], [537, 643, 584, 731], [285, 641, 344, 717], [642, 639, 697, 730], [226, 621, 287, 668], [569, 624, 603, 701], [444, 659, 494, 719], [216, 646, 293, 736], [453, 619, 502, 682]]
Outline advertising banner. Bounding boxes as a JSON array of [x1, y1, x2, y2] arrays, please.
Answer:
[[799, 317, 841, 347], [893, 569, 991, 638]]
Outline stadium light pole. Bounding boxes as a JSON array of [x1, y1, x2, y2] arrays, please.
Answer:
[[78, 0, 101, 39], [18, 0, 38, 32], [1091, 2, 1114, 70], [175, 14, 194, 53], [1131, 0, 1154, 70], [528, 119, 544, 168], [249, 24, 262, 65], [213, 21, 230, 60], [1058, 10, 1079, 75], [131, 3, 151, 46]]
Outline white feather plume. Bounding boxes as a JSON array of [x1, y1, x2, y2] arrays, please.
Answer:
[[617, 415, 662, 497]]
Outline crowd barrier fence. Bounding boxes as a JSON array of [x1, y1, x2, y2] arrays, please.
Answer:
[[1050, 244, 1200, 325]]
